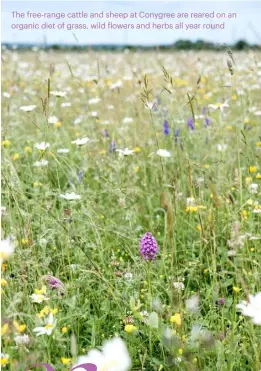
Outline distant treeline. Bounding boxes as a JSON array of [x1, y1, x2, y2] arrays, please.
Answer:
[[2, 39, 261, 51]]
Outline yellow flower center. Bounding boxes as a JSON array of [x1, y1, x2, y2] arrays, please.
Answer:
[[45, 324, 54, 330]]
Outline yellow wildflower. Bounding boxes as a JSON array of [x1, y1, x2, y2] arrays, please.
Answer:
[[125, 324, 137, 333], [34, 285, 47, 295], [185, 206, 198, 213], [233, 287, 241, 293], [1, 356, 9, 367], [51, 307, 58, 315], [37, 305, 50, 318], [61, 357, 72, 365], [33, 181, 43, 187], [256, 142, 261, 147], [12, 153, 20, 161], [1, 279, 7, 286], [256, 173, 261, 180], [249, 166, 257, 173], [24, 146, 32, 153], [134, 147, 141, 153], [1, 323, 9, 335], [55, 121, 62, 128], [245, 177, 252, 185], [1, 140, 11, 147], [13, 321, 26, 333], [170, 313, 182, 327], [61, 326, 68, 333], [178, 348, 183, 355]]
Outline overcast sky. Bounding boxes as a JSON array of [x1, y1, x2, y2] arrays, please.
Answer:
[[2, 1, 261, 45]]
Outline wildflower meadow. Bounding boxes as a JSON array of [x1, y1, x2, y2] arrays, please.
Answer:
[[1, 48, 261, 370]]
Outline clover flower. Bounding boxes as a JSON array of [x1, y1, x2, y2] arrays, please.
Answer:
[[43, 275, 66, 294]]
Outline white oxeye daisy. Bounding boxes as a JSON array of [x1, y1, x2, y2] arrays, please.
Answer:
[[30, 293, 49, 303], [88, 97, 100, 105], [123, 117, 133, 124], [33, 313, 56, 336], [110, 80, 123, 90], [19, 105, 36, 112], [236, 292, 261, 325], [71, 137, 90, 146], [116, 148, 135, 157], [3, 92, 11, 98], [155, 149, 171, 158], [217, 144, 228, 152], [34, 142, 50, 151], [48, 116, 59, 124], [34, 160, 48, 167], [186, 197, 196, 206], [50, 91, 67, 97], [208, 101, 229, 112], [250, 183, 258, 194], [145, 101, 155, 110], [59, 192, 81, 201], [57, 148, 69, 154], [61, 102, 71, 108], [73, 337, 131, 371], [1, 353, 9, 368]]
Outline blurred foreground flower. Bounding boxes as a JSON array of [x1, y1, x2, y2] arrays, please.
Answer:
[[73, 337, 131, 371], [236, 292, 261, 325], [0, 238, 15, 263], [140, 232, 159, 260], [186, 294, 200, 313]]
